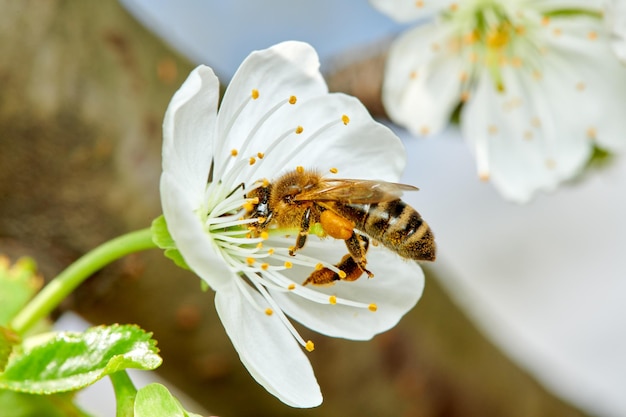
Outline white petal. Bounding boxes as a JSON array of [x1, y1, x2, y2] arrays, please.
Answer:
[[241, 93, 407, 184], [162, 65, 219, 207], [543, 14, 626, 151], [215, 281, 322, 408], [383, 23, 464, 137], [270, 239, 425, 340], [605, 0, 626, 64], [529, 0, 603, 12], [369, 0, 455, 23], [160, 172, 232, 290], [213, 41, 328, 178]]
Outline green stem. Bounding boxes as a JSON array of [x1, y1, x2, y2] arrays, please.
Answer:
[[110, 370, 138, 417], [9, 228, 156, 334]]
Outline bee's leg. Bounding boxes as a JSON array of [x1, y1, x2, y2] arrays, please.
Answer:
[[343, 232, 373, 279], [302, 233, 371, 286], [290, 206, 311, 256]]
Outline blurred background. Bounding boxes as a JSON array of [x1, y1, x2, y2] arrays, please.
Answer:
[[1, 1, 625, 416]]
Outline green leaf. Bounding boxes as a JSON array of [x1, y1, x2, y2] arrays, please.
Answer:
[[135, 383, 203, 417], [0, 256, 43, 326], [0, 324, 162, 394], [0, 389, 93, 417], [151, 215, 190, 270]]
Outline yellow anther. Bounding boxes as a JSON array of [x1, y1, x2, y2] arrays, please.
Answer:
[[243, 202, 254, 212], [288, 283, 296, 290], [576, 82, 586, 91], [261, 263, 270, 271], [409, 70, 418, 79], [261, 231, 269, 240], [251, 89, 260, 99], [257, 217, 266, 224], [368, 303, 378, 312], [587, 127, 597, 139], [553, 28, 562, 37], [295, 125, 304, 134], [415, 0, 424, 7], [262, 178, 270, 187], [314, 263, 324, 271], [341, 114, 350, 125], [231, 149, 238, 157], [460, 91, 470, 102], [338, 270, 347, 279], [296, 166, 304, 174], [249, 157, 256, 165], [488, 125, 498, 135], [265, 308, 273, 316], [305, 340, 315, 352], [329, 167, 338, 174], [246, 257, 255, 265], [449, 3, 458, 11], [419, 126, 430, 136], [246, 233, 252, 239], [541, 16, 550, 26], [256, 242, 263, 249], [479, 172, 490, 181], [329, 295, 337, 305], [257, 152, 265, 159], [284, 261, 293, 269], [268, 248, 275, 255], [289, 95, 297, 105], [588, 31, 598, 40]]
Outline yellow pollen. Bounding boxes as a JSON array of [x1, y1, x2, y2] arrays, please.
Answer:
[[257, 216, 266, 224], [231, 149, 238, 157], [261, 263, 270, 270], [305, 340, 315, 352], [251, 89, 260, 99], [341, 114, 350, 125], [296, 165, 304, 174], [486, 25, 510, 49], [284, 261, 293, 269], [338, 270, 347, 279], [289, 95, 297, 105], [249, 157, 256, 165], [243, 202, 254, 212], [329, 167, 338, 174], [246, 257, 255, 265], [315, 263, 324, 271], [257, 152, 265, 159], [268, 248, 275, 255], [368, 303, 378, 312], [288, 283, 296, 290], [295, 125, 304, 134], [265, 308, 273, 316], [587, 127, 597, 139], [260, 231, 269, 240], [250, 197, 260, 204], [246, 233, 252, 239], [329, 295, 337, 305], [262, 178, 270, 187]]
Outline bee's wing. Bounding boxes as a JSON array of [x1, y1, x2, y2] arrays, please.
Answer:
[[294, 179, 419, 203]]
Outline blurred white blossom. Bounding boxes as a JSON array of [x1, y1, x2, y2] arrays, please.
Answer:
[[371, 0, 626, 202], [160, 41, 424, 407], [605, 0, 626, 63]]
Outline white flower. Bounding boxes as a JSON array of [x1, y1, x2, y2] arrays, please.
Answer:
[[160, 41, 424, 407], [371, 0, 626, 202], [605, 0, 626, 63]]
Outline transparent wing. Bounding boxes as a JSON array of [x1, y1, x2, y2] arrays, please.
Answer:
[[293, 179, 419, 204]]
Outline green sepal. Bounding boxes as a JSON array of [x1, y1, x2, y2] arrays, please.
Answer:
[[0, 326, 21, 372], [0, 324, 162, 394], [0, 389, 93, 417], [0, 256, 43, 326], [151, 215, 190, 270], [135, 383, 203, 417]]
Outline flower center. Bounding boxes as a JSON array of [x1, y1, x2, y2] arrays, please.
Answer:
[[447, 0, 542, 92]]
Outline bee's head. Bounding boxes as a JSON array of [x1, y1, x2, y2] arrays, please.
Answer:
[[245, 182, 272, 224]]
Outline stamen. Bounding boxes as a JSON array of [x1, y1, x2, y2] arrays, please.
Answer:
[[329, 295, 337, 305], [368, 304, 378, 312], [341, 114, 350, 125], [305, 340, 315, 352], [329, 167, 338, 174], [265, 308, 273, 316], [231, 149, 238, 157], [251, 89, 260, 99], [289, 95, 297, 105], [295, 126, 304, 134]]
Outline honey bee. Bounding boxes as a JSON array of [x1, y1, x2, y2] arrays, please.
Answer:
[[245, 167, 436, 285]]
